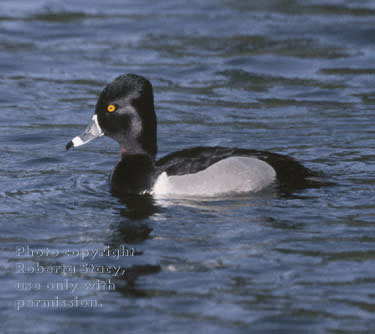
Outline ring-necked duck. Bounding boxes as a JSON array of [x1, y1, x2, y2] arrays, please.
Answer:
[[66, 74, 322, 197]]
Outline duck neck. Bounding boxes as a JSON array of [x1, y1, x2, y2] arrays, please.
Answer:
[[111, 153, 155, 196]]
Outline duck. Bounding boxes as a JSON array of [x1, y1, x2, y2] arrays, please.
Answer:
[[66, 74, 321, 197]]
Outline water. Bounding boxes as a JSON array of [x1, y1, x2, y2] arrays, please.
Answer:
[[1, 0, 374, 333]]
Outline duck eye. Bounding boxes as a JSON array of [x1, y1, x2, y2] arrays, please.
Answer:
[[107, 104, 117, 112]]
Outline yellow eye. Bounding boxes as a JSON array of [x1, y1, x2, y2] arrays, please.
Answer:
[[107, 104, 116, 112]]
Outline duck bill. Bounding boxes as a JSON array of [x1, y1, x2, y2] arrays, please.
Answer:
[[66, 114, 104, 150]]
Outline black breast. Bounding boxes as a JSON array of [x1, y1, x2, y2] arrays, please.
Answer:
[[111, 154, 155, 196]]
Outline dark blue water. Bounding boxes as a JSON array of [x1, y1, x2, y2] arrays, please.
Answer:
[[1, 1, 375, 333]]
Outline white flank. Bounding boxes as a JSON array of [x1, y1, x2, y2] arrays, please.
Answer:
[[152, 157, 276, 197]]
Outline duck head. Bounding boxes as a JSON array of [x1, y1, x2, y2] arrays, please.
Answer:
[[66, 74, 157, 157]]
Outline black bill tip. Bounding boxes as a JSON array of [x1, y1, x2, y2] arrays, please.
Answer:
[[66, 141, 73, 150]]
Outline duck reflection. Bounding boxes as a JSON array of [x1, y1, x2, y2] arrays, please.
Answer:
[[103, 193, 161, 297]]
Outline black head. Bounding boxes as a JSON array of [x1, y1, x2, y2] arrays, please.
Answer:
[[95, 74, 157, 156]]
